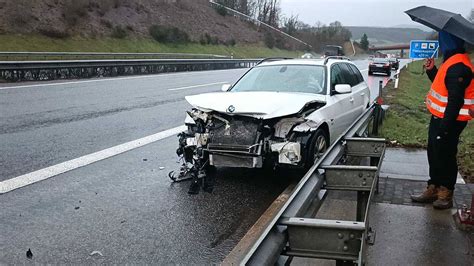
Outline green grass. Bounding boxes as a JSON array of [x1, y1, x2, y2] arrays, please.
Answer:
[[380, 59, 474, 180], [0, 34, 302, 59]]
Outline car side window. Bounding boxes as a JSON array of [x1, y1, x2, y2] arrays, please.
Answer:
[[348, 64, 364, 84], [330, 64, 346, 91], [339, 63, 357, 87]]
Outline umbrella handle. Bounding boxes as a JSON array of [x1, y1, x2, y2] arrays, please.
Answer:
[[421, 47, 439, 75], [431, 46, 439, 59]]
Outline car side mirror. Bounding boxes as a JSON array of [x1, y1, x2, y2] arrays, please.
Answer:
[[334, 84, 352, 94], [221, 84, 232, 92]]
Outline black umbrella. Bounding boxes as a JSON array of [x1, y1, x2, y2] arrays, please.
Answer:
[[405, 5, 474, 44]]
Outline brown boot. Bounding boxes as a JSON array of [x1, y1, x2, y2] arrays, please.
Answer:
[[410, 184, 438, 203], [433, 186, 453, 210]]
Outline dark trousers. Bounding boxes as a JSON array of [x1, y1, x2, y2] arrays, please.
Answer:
[[427, 115, 467, 190]]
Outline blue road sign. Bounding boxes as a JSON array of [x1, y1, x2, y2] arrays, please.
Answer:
[[409, 40, 439, 59]]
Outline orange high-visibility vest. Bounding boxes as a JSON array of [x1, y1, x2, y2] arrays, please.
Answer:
[[426, 53, 474, 121]]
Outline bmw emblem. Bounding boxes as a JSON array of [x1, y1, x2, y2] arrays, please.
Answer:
[[227, 105, 235, 113]]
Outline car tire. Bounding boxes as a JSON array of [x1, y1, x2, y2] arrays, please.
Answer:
[[387, 70, 391, 76], [368, 70, 373, 75], [305, 128, 329, 168]]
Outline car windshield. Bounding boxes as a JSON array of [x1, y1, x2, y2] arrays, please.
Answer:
[[231, 65, 326, 94]]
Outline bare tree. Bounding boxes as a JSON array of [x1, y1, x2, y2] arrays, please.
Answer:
[[260, 0, 280, 27], [282, 14, 299, 36]]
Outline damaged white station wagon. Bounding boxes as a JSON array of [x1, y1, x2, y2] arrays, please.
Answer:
[[172, 57, 370, 189]]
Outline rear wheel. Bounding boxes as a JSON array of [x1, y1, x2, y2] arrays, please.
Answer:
[[305, 128, 329, 168]]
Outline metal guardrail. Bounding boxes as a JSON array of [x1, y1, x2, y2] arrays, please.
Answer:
[[0, 59, 259, 82], [0, 52, 231, 61], [235, 103, 386, 265]]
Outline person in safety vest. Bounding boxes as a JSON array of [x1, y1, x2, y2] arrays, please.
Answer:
[[411, 31, 474, 209]]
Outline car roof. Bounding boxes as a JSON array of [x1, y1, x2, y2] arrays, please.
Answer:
[[257, 59, 354, 67]]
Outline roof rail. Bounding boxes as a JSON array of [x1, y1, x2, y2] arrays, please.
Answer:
[[323, 56, 351, 65], [256, 57, 293, 65]]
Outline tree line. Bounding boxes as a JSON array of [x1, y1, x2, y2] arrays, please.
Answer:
[[216, 0, 281, 27], [216, 0, 354, 52]]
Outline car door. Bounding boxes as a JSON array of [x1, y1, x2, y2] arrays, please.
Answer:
[[343, 63, 369, 116], [325, 63, 355, 138], [348, 63, 370, 109]]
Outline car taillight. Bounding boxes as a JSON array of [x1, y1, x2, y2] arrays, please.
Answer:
[[384, 63, 389, 67]]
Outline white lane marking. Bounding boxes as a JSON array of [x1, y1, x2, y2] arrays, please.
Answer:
[[168, 82, 227, 91], [0, 69, 243, 91], [360, 69, 369, 72], [0, 125, 186, 194]]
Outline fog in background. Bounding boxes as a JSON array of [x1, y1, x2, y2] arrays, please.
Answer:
[[280, 0, 473, 29]]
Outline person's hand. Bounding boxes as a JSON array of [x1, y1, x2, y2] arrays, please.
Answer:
[[469, 107, 474, 118], [424, 58, 435, 70]]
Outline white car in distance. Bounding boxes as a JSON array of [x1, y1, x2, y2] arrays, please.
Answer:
[[175, 57, 370, 178]]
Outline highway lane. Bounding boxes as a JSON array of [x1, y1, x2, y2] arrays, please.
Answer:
[[0, 138, 295, 264], [0, 69, 248, 181], [0, 59, 403, 263], [355, 59, 411, 102]]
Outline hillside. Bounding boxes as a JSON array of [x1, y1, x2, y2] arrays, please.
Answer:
[[347, 26, 431, 45], [0, 0, 263, 45]]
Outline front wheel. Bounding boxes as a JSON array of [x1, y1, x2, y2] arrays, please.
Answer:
[[305, 128, 329, 168]]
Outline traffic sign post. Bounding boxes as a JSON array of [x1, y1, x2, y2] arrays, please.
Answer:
[[409, 40, 439, 59]]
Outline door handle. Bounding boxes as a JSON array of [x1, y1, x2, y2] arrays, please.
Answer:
[[349, 97, 354, 103]]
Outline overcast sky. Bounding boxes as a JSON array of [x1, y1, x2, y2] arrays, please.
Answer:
[[280, 0, 473, 29]]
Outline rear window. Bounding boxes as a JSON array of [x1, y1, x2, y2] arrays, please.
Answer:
[[373, 58, 389, 63]]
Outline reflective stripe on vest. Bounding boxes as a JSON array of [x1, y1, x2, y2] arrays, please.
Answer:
[[428, 89, 474, 105], [426, 53, 474, 121], [426, 97, 471, 116]]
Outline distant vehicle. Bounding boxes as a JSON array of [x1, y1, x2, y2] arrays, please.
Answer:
[[174, 57, 370, 179], [301, 53, 316, 59], [323, 45, 344, 57], [388, 58, 399, 70], [369, 58, 391, 76]]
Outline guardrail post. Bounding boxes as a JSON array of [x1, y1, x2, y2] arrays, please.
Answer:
[[372, 106, 379, 136], [378, 80, 383, 104], [356, 191, 369, 221]]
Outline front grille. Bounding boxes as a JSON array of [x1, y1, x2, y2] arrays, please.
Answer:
[[210, 117, 260, 145], [208, 116, 261, 155]]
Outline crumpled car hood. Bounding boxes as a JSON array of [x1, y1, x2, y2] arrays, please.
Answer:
[[185, 91, 326, 119]]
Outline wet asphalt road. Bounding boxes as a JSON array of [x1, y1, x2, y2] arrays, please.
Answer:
[[0, 59, 406, 263]]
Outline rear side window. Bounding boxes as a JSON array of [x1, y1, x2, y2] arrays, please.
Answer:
[[338, 63, 358, 87], [348, 64, 364, 84]]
